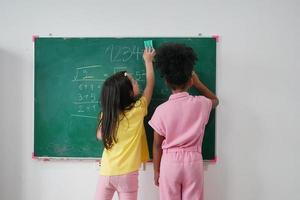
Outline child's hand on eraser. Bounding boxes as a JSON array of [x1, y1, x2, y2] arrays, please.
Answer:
[[143, 47, 156, 63]]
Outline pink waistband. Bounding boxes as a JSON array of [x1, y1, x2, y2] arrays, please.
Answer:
[[163, 146, 201, 153]]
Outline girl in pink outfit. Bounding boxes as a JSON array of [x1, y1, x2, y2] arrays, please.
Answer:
[[148, 43, 219, 200]]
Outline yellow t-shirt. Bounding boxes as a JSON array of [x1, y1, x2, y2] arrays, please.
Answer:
[[100, 96, 150, 176]]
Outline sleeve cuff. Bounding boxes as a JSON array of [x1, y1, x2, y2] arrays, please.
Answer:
[[148, 120, 164, 137]]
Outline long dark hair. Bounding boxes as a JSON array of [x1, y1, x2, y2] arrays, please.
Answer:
[[98, 71, 138, 150]]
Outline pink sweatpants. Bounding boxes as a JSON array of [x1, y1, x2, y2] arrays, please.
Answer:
[[159, 148, 204, 200], [95, 171, 138, 200]]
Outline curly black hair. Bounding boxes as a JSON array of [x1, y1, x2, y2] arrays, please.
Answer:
[[155, 43, 198, 89]]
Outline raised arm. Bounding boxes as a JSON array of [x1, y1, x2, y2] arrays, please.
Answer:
[[143, 48, 156, 106], [192, 71, 219, 108]]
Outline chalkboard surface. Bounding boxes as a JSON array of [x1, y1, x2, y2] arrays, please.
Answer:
[[34, 37, 216, 160]]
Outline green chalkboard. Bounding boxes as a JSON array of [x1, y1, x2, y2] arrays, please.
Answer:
[[34, 37, 216, 160]]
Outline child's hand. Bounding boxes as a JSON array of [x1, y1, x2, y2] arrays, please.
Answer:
[[143, 48, 156, 63]]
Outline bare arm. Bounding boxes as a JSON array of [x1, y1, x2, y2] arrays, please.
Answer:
[[153, 131, 164, 186], [192, 71, 219, 108], [143, 48, 156, 106]]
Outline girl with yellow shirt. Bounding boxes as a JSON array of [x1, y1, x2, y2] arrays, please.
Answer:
[[95, 48, 156, 200]]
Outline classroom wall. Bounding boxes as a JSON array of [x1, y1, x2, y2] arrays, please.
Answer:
[[1, 0, 299, 200]]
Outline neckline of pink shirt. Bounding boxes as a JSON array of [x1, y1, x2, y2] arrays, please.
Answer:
[[169, 91, 189, 100]]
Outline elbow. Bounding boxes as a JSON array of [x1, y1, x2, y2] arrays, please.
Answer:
[[153, 132, 164, 150], [212, 98, 219, 109], [153, 140, 162, 150], [154, 143, 162, 150]]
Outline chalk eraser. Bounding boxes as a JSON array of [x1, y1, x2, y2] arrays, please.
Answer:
[[144, 40, 153, 48]]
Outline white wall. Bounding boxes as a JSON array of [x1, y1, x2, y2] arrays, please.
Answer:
[[1, 0, 299, 199]]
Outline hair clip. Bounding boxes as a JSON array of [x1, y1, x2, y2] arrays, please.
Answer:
[[124, 72, 128, 77]]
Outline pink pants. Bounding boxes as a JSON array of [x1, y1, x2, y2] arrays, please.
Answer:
[[95, 171, 138, 200], [159, 148, 204, 200]]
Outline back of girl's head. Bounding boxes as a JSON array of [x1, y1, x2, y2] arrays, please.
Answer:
[[155, 43, 197, 89], [99, 71, 136, 150]]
